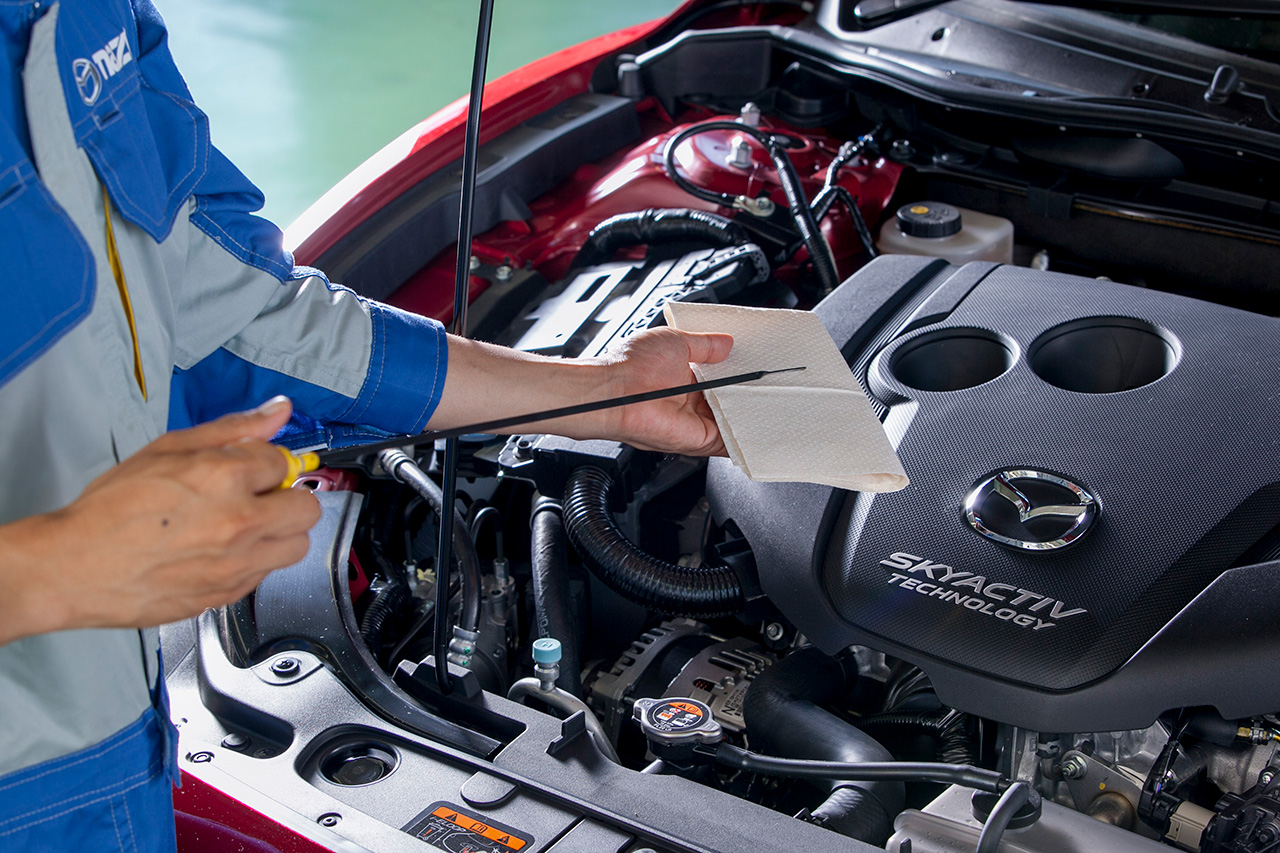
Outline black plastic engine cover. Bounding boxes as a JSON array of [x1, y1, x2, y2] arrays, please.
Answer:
[[707, 256, 1280, 731]]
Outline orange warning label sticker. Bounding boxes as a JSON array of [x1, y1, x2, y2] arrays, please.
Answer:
[[406, 801, 532, 853], [430, 806, 527, 850]]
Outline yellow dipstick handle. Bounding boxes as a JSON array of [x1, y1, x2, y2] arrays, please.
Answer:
[[276, 446, 321, 489]]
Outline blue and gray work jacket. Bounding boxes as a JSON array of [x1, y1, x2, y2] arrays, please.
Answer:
[[0, 1, 447, 847]]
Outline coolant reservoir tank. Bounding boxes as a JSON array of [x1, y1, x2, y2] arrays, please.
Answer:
[[877, 202, 1013, 265]]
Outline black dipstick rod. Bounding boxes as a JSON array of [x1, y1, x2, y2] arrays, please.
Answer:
[[278, 368, 806, 484], [301, 366, 806, 470]]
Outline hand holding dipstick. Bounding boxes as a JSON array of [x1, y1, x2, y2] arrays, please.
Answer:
[[276, 366, 807, 488]]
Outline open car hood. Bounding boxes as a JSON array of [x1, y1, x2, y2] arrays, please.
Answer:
[[166, 2, 1280, 851], [845, 0, 1280, 28]]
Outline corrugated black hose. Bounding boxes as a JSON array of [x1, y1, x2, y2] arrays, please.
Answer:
[[570, 208, 749, 268], [859, 709, 979, 766], [359, 578, 409, 662], [742, 647, 905, 845], [562, 466, 744, 619], [530, 497, 583, 696]]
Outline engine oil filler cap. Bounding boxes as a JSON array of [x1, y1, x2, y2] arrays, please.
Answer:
[[896, 202, 962, 238], [633, 697, 723, 760]]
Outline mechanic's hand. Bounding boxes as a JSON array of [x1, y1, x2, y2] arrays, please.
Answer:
[[598, 327, 734, 456], [0, 397, 320, 644], [427, 328, 733, 459]]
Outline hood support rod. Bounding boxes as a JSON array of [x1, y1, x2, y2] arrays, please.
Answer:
[[434, 0, 496, 695]]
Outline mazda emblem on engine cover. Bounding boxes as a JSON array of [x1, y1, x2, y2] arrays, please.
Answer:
[[963, 469, 1098, 551]]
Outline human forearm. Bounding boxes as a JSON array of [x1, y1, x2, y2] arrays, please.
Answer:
[[429, 328, 734, 456], [0, 513, 71, 645], [428, 336, 612, 436]]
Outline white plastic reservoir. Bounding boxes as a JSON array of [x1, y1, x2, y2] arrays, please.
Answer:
[[877, 201, 1014, 265]]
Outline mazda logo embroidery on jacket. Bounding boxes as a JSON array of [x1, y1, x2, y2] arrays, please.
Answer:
[[72, 28, 132, 106]]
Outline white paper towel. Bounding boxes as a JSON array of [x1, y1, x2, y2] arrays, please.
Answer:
[[664, 301, 908, 492]]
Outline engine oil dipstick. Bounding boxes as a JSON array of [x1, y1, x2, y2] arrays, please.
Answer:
[[275, 366, 806, 488]]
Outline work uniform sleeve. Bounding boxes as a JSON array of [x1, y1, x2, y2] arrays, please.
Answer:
[[124, 0, 448, 436], [169, 265, 449, 438]]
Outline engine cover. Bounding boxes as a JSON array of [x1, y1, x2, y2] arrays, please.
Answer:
[[708, 255, 1280, 731]]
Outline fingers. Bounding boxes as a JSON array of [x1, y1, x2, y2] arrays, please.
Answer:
[[689, 394, 727, 456], [162, 441, 287, 497], [218, 530, 315, 600], [224, 486, 322, 547], [162, 486, 319, 608], [157, 396, 294, 452], [140, 397, 295, 494], [679, 331, 733, 366], [150, 529, 315, 620], [229, 443, 294, 496], [40, 396, 322, 632], [260, 487, 323, 538], [224, 535, 314, 602]]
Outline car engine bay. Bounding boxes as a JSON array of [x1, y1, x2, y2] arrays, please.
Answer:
[[165, 2, 1280, 851]]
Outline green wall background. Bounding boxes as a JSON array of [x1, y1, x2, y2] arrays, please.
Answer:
[[164, 1, 679, 228]]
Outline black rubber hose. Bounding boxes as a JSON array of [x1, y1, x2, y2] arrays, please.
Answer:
[[804, 185, 878, 263], [530, 497, 582, 696], [859, 710, 978, 766], [359, 579, 409, 661], [714, 744, 1009, 793], [765, 136, 840, 294], [380, 450, 482, 633], [832, 186, 878, 261], [977, 781, 1031, 853], [810, 787, 866, 829], [742, 648, 904, 845], [571, 208, 749, 268], [719, 744, 1038, 851], [562, 466, 744, 619], [660, 120, 838, 293]]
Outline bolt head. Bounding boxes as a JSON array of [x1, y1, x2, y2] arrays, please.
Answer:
[[495, 264, 513, 281], [221, 733, 249, 749], [270, 657, 300, 676], [727, 136, 754, 169], [318, 813, 341, 827], [1062, 754, 1088, 779], [764, 622, 785, 642], [739, 196, 776, 218]]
